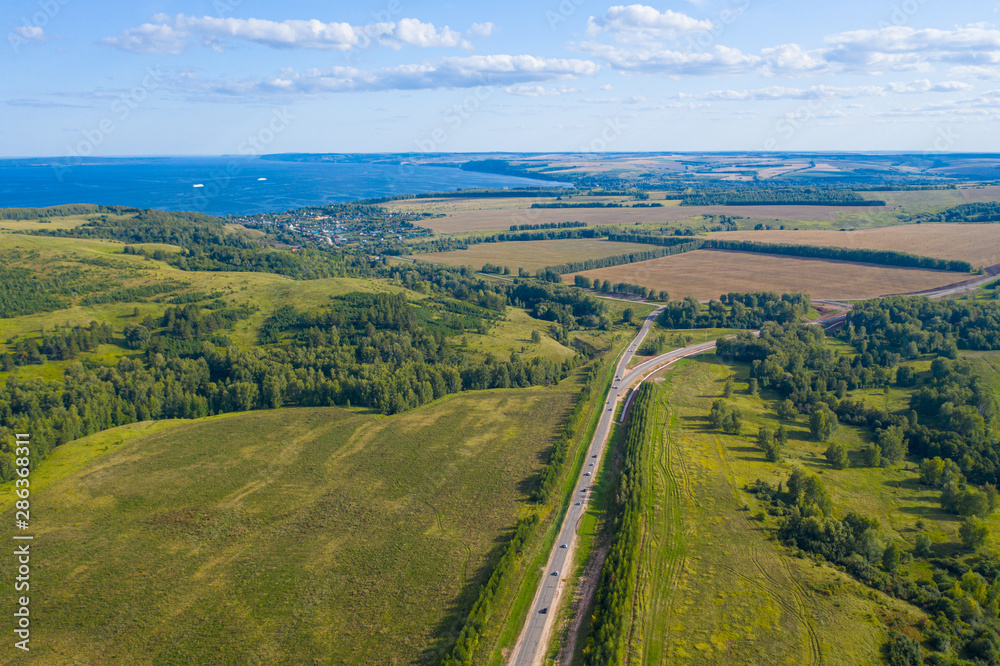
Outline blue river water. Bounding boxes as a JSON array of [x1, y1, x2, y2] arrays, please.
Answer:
[[0, 156, 570, 216]]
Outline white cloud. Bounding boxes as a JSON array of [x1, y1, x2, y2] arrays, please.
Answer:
[[700, 84, 885, 102], [578, 42, 759, 76], [949, 64, 1000, 79], [696, 79, 973, 102], [12, 26, 46, 40], [192, 55, 599, 96], [759, 44, 828, 76], [505, 85, 585, 97], [586, 5, 714, 41], [103, 14, 492, 54], [823, 26, 1000, 72], [581, 24, 1000, 79]]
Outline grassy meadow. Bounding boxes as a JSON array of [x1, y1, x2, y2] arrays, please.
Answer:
[[625, 357, 930, 664], [0, 388, 576, 663]]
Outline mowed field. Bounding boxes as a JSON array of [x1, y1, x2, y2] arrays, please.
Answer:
[[629, 357, 934, 664], [0, 389, 573, 664], [710, 223, 1000, 268], [407, 238, 655, 273], [567, 250, 962, 300], [409, 204, 891, 235]]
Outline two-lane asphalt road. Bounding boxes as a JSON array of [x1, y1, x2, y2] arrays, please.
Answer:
[[509, 309, 718, 666]]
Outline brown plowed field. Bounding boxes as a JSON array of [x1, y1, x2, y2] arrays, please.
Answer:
[[567, 250, 962, 300], [710, 223, 1000, 268]]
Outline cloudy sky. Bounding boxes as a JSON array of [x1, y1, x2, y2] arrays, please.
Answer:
[[4, 0, 1000, 155]]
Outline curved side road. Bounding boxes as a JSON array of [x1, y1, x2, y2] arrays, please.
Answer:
[[509, 309, 718, 666]]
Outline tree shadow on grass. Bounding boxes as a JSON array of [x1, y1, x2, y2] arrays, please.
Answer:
[[422, 530, 512, 664], [883, 476, 927, 492], [679, 414, 714, 431]]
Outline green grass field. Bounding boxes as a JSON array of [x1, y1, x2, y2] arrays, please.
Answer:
[[0, 388, 575, 664], [623, 356, 947, 664]]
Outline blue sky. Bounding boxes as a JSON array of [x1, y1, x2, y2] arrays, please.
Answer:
[[4, 0, 1000, 155]]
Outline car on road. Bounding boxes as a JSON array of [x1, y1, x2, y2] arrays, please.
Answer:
[[552, 570, 559, 576], [539, 607, 548, 614], [574, 501, 581, 505], [584, 472, 591, 476], [592, 454, 597, 458], [588, 463, 593, 466], [560, 543, 568, 548]]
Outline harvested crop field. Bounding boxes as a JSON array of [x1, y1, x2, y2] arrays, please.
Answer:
[[709, 223, 1000, 268], [413, 204, 886, 234], [961, 185, 1000, 203], [567, 250, 962, 300], [406, 238, 655, 273]]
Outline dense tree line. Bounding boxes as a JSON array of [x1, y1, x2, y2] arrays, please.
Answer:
[[703, 239, 973, 272], [925, 202, 1000, 224], [680, 188, 886, 206], [604, 232, 702, 247], [408, 227, 604, 254], [575, 276, 667, 301], [544, 240, 705, 275], [531, 202, 628, 208], [534, 362, 603, 501], [584, 383, 655, 664], [440, 514, 539, 664], [658, 291, 810, 330], [508, 221, 587, 231]]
